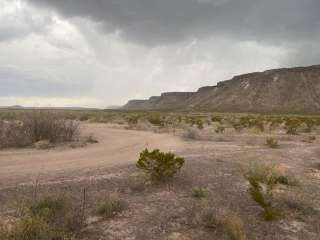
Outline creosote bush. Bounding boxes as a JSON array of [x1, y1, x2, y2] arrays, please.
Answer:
[[136, 148, 185, 182]]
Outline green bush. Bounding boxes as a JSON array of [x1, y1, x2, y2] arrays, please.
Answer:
[[136, 149, 185, 182], [97, 196, 128, 218], [245, 164, 282, 221]]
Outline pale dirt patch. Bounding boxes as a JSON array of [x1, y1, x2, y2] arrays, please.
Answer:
[[0, 123, 184, 188], [1, 123, 320, 240]]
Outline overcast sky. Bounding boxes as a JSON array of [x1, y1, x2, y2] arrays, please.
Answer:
[[0, 0, 319, 107]]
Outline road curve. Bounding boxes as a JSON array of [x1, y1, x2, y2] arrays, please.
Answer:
[[0, 124, 184, 188]]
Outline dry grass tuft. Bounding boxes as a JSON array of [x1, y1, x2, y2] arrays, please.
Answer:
[[97, 195, 128, 219], [222, 214, 247, 240]]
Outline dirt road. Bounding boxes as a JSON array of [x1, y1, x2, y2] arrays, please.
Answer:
[[0, 124, 184, 188]]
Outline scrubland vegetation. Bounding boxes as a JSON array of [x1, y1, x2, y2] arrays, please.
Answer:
[[0, 110, 101, 150], [0, 109, 319, 239]]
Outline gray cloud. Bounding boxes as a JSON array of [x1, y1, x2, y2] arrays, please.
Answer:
[[0, 66, 90, 97], [0, 0, 319, 107], [27, 0, 320, 47], [0, 0, 52, 42]]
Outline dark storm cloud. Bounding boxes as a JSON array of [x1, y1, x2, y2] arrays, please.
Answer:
[[27, 0, 320, 47], [0, 66, 88, 97], [0, 0, 52, 42]]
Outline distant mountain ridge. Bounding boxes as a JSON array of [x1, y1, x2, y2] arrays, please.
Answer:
[[122, 65, 320, 114], [0, 106, 100, 111]]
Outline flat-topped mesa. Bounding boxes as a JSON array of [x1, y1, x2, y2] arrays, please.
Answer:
[[149, 96, 160, 101], [197, 86, 217, 93], [122, 64, 320, 113], [123, 99, 149, 110], [160, 92, 195, 97]]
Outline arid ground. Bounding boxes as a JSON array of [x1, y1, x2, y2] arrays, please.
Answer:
[[0, 124, 183, 189], [0, 113, 320, 240]]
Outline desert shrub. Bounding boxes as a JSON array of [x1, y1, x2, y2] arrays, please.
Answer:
[[222, 214, 247, 240], [97, 196, 128, 218], [266, 137, 279, 148], [30, 196, 83, 233], [2, 195, 84, 240], [192, 187, 208, 199], [25, 111, 80, 143], [276, 175, 299, 187], [211, 115, 223, 123], [285, 118, 301, 135], [201, 207, 247, 240], [201, 209, 220, 229], [215, 125, 225, 134], [232, 121, 244, 132], [126, 115, 140, 125], [79, 114, 90, 121], [196, 119, 204, 130], [147, 115, 164, 127], [182, 126, 201, 140], [127, 174, 146, 192], [0, 111, 80, 149], [239, 116, 265, 132], [0, 121, 33, 148], [245, 164, 282, 221], [5, 216, 54, 240], [136, 149, 185, 182]]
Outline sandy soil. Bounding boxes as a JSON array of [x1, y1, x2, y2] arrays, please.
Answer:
[[0, 123, 319, 239], [0, 124, 184, 189]]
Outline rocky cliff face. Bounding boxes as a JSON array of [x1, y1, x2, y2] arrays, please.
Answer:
[[122, 65, 320, 114]]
